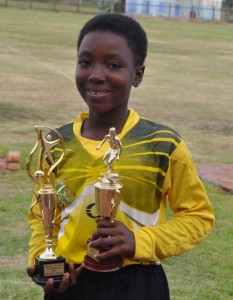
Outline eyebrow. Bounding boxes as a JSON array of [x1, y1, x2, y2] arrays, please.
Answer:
[[78, 50, 125, 60]]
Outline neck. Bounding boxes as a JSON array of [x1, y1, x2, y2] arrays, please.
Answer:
[[81, 107, 129, 140]]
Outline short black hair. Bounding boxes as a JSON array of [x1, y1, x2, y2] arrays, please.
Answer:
[[77, 13, 147, 66]]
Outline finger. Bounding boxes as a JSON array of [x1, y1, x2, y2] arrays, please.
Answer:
[[92, 230, 135, 259], [87, 237, 93, 244], [68, 263, 77, 286], [43, 278, 55, 294], [95, 218, 115, 227], [26, 265, 37, 277], [92, 228, 115, 240], [94, 217, 103, 224], [90, 235, 116, 250], [56, 272, 70, 294], [95, 246, 119, 261], [76, 265, 85, 277]]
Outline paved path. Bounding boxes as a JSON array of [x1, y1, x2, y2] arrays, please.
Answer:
[[196, 163, 233, 193]]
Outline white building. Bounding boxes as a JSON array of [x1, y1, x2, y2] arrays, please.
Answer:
[[125, 0, 223, 20]]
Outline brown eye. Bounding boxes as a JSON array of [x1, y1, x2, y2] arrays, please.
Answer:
[[78, 60, 91, 68], [108, 62, 122, 70]]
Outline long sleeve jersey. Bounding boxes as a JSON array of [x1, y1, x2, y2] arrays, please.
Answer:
[[28, 109, 214, 266]]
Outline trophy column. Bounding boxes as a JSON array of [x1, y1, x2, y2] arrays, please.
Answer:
[[83, 127, 123, 272]]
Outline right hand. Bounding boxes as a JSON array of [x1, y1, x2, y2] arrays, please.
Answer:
[[26, 263, 84, 294]]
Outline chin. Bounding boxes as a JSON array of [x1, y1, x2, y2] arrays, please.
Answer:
[[90, 107, 113, 114], [86, 103, 115, 114]]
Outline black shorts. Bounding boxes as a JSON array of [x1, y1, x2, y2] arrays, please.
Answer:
[[44, 264, 170, 300]]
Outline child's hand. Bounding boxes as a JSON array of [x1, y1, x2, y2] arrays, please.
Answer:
[[27, 263, 84, 294], [89, 218, 135, 261], [43, 263, 84, 294]]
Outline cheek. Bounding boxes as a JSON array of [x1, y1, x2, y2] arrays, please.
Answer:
[[112, 74, 131, 90], [75, 64, 87, 79], [75, 70, 85, 88]]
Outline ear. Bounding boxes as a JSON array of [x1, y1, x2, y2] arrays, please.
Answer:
[[133, 65, 145, 88]]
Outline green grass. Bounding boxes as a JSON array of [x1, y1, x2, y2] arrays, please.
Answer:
[[164, 183, 233, 299], [0, 7, 233, 299]]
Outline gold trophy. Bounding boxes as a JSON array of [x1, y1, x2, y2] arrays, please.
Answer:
[[83, 127, 123, 272], [26, 126, 68, 285]]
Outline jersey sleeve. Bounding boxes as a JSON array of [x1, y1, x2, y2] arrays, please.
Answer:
[[132, 140, 215, 261]]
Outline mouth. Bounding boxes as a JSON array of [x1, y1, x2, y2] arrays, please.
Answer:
[[86, 89, 111, 96]]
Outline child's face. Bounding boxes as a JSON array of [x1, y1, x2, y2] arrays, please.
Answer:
[[75, 31, 144, 114]]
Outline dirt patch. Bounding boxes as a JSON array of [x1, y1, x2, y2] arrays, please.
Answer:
[[196, 163, 233, 193], [2, 256, 27, 267]]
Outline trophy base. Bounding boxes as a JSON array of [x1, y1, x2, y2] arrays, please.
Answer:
[[31, 274, 63, 286], [83, 255, 122, 272], [33, 256, 68, 286]]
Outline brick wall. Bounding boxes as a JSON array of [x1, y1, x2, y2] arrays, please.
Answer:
[[0, 151, 20, 170]]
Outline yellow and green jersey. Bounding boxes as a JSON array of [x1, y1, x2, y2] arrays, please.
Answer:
[[28, 109, 214, 266]]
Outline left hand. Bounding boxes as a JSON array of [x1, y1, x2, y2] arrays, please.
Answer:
[[43, 263, 84, 294], [89, 218, 135, 261]]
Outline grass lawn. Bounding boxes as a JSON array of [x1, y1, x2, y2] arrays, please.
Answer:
[[0, 7, 232, 299]]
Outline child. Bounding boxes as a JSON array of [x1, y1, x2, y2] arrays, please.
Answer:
[[27, 13, 215, 300]]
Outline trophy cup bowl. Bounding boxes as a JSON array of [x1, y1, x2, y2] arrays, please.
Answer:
[[83, 127, 123, 272], [27, 126, 68, 285]]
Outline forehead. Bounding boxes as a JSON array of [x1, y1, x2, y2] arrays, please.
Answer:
[[78, 31, 134, 59]]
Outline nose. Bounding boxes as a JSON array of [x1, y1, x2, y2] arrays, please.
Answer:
[[88, 64, 105, 83]]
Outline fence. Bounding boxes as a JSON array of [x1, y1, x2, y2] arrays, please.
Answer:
[[125, 0, 233, 22], [1, 0, 233, 22], [0, 0, 99, 14]]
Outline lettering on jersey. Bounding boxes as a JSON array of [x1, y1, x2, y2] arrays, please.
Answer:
[[86, 203, 100, 219]]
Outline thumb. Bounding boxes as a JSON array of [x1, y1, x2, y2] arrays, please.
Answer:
[[26, 265, 37, 277]]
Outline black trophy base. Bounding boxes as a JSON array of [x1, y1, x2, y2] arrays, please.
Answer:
[[33, 256, 68, 286], [32, 274, 63, 286], [83, 254, 122, 272]]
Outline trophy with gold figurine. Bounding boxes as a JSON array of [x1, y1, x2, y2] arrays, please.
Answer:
[[26, 126, 68, 285], [83, 127, 123, 272]]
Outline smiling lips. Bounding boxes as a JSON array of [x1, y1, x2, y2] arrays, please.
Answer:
[[87, 89, 111, 96]]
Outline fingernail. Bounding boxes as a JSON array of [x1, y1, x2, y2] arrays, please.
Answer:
[[94, 255, 99, 262]]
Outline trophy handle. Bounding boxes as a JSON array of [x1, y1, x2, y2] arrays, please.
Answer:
[[52, 209, 62, 224], [53, 188, 64, 223], [47, 185, 66, 224], [26, 140, 40, 185], [29, 190, 43, 221]]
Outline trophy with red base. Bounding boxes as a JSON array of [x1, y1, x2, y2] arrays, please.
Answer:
[[83, 127, 123, 272], [26, 126, 68, 285]]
